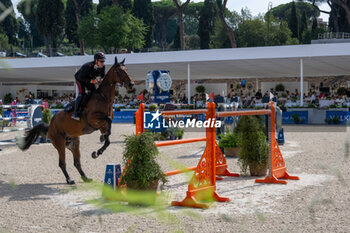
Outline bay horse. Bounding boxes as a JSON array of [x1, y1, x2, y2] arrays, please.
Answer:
[[18, 56, 135, 184]]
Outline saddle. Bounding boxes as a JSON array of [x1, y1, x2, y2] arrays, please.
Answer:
[[64, 92, 97, 134]]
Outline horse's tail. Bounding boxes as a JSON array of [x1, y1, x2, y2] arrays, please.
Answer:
[[17, 123, 49, 151]]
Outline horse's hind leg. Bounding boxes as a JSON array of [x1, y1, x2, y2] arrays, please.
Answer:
[[51, 135, 75, 184], [66, 137, 92, 183], [92, 117, 112, 159]]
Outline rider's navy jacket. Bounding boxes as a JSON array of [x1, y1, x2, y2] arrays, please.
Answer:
[[74, 61, 105, 84]]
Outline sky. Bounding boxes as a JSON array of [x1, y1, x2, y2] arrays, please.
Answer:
[[11, 0, 331, 22]]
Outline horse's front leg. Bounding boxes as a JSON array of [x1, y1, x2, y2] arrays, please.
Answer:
[[92, 116, 112, 159], [100, 106, 114, 143]]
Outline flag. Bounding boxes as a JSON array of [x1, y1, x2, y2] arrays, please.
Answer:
[[209, 91, 214, 101], [137, 93, 144, 102]]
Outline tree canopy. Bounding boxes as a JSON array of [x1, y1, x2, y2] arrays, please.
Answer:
[[78, 5, 146, 52], [36, 0, 65, 55]]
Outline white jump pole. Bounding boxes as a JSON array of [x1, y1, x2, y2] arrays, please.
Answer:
[[300, 58, 304, 107], [187, 63, 191, 105]]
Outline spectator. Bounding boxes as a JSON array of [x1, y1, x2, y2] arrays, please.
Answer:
[[43, 99, 49, 109], [255, 89, 262, 99], [311, 92, 316, 104]]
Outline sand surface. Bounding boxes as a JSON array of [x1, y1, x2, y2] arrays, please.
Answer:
[[0, 124, 349, 233]]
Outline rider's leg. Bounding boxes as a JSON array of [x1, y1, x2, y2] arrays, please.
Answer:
[[72, 81, 85, 120]]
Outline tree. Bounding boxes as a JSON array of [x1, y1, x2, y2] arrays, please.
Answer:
[[270, 20, 299, 45], [0, 0, 18, 45], [77, 13, 99, 49], [17, 0, 44, 48], [79, 5, 146, 52], [97, 0, 131, 13], [305, 0, 350, 32], [65, 0, 92, 46], [329, 2, 350, 32], [98, 6, 126, 52], [97, 0, 112, 14], [272, 1, 319, 22], [70, 0, 93, 55], [124, 13, 147, 51], [236, 17, 266, 47], [210, 16, 231, 48], [172, 0, 190, 50], [172, 25, 180, 49], [216, 0, 236, 48], [18, 18, 31, 49], [118, 0, 132, 11], [299, 11, 308, 41], [132, 0, 154, 49], [153, 0, 177, 50], [289, 1, 299, 39], [0, 33, 9, 50], [198, 0, 217, 49], [236, 13, 298, 47], [36, 0, 65, 56], [184, 2, 203, 35]]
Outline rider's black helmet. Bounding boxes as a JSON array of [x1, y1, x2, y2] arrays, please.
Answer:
[[94, 52, 106, 61]]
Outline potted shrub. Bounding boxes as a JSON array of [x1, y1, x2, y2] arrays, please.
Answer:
[[167, 127, 177, 140], [218, 132, 240, 157], [275, 83, 285, 93], [3, 93, 12, 104], [332, 115, 340, 125], [176, 128, 184, 139], [148, 104, 157, 112], [292, 113, 300, 124], [119, 132, 167, 205], [237, 116, 269, 176], [41, 108, 52, 142], [42, 108, 52, 125], [195, 85, 205, 94]]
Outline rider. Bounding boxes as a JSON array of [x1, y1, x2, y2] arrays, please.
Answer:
[[72, 52, 106, 120]]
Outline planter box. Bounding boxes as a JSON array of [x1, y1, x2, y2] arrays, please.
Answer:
[[224, 147, 240, 157], [249, 163, 267, 176]]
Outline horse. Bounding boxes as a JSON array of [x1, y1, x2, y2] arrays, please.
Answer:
[[18, 56, 135, 184]]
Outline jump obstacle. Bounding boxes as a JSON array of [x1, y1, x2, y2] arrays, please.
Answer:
[[0, 105, 43, 148], [0, 104, 43, 132], [120, 101, 299, 208]]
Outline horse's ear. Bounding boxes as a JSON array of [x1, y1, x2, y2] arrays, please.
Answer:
[[114, 57, 118, 65], [121, 58, 125, 65]]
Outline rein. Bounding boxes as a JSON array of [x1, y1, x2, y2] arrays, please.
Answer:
[[96, 66, 123, 102]]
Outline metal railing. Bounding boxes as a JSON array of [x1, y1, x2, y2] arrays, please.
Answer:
[[318, 32, 350, 40]]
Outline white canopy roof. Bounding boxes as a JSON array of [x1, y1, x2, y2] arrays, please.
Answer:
[[0, 43, 349, 83]]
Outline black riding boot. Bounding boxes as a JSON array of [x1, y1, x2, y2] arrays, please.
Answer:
[[72, 95, 83, 120]]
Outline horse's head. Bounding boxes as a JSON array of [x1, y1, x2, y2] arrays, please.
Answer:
[[113, 57, 135, 90]]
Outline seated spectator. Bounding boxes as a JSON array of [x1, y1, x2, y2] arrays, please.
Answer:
[[262, 93, 270, 103], [311, 92, 316, 104], [215, 95, 225, 103], [255, 89, 262, 99]]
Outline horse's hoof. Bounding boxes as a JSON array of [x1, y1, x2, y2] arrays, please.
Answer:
[[100, 135, 105, 143], [66, 178, 75, 185], [81, 176, 93, 183], [91, 151, 98, 159]]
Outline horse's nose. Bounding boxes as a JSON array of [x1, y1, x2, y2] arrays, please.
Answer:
[[129, 82, 135, 89]]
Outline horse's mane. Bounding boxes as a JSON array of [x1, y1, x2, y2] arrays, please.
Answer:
[[98, 64, 117, 92]]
